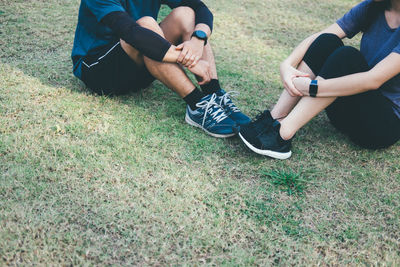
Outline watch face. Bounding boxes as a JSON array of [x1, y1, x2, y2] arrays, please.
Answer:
[[195, 30, 207, 39]]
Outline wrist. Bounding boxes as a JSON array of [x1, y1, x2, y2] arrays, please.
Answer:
[[163, 45, 181, 62], [191, 36, 205, 45]]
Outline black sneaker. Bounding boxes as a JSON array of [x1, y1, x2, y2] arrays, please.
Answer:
[[239, 119, 292, 159], [239, 110, 274, 138]]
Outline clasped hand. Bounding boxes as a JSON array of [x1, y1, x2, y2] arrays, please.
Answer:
[[176, 38, 204, 68], [176, 38, 210, 85], [280, 62, 311, 96]]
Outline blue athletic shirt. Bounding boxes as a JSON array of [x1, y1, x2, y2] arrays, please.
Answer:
[[71, 0, 192, 79], [337, 0, 400, 118]]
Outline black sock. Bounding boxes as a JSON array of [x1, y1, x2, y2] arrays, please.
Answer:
[[183, 88, 205, 110], [200, 79, 221, 95]]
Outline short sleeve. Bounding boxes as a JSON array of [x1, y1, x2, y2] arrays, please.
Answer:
[[161, 0, 183, 9], [393, 42, 400, 54], [84, 0, 125, 22], [337, 0, 373, 38]]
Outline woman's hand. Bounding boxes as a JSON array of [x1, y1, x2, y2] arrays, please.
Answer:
[[188, 60, 211, 85], [176, 38, 205, 68], [292, 77, 312, 96], [280, 61, 310, 97]]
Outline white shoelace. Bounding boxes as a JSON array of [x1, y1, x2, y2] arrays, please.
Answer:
[[219, 91, 241, 113], [195, 93, 228, 127]]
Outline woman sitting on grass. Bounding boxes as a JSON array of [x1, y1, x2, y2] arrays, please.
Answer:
[[239, 0, 400, 159]]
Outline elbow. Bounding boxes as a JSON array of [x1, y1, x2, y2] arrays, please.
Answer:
[[368, 79, 380, 90], [369, 76, 384, 90], [365, 70, 384, 90]]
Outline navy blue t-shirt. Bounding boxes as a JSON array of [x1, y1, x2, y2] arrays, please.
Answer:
[[337, 0, 400, 118], [71, 0, 186, 79]]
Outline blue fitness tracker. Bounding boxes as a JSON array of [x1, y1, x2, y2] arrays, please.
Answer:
[[309, 80, 318, 97]]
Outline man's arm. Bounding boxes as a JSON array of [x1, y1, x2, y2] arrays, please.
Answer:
[[102, 11, 180, 63]]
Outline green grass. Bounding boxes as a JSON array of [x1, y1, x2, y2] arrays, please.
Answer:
[[1, 0, 400, 265]]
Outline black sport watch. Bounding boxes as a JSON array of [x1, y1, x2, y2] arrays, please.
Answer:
[[191, 30, 208, 45]]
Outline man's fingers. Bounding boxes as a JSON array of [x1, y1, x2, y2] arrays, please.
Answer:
[[207, 70, 212, 83], [182, 50, 192, 65], [198, 71, 209, 85], [189, 56, 200, 68], [178, 48, 188, 63], [198, 75, 206, 85], [183, 54, 194, 67], [185, 55, 196, 67]]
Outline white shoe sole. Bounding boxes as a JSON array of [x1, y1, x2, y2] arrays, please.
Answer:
[[185, 114, 236, 138], [239, 133, 292, 160]]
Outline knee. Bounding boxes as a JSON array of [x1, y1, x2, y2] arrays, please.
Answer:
[[329, 46, 368, 71], [136, 16, 159, 30], [303, 33, 344, 75], [331, 46, 363, 60], [319, 46, 368, 79], [170, 6, 195, 35], [314, 33, 343, 48]]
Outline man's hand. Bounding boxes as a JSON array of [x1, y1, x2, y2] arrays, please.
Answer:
[[280, 62, 309, 97], [188, 60, 211, 85], [176, 38, 205, 68], [292, 77, 312, 96]]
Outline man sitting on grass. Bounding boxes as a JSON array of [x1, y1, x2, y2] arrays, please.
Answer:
[[71, 0, 250, 138]]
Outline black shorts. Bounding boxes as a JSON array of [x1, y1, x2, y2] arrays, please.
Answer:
[[81, 42, 155, 96]]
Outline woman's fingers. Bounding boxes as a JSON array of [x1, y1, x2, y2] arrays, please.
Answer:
[[285, 78, 303, 97]]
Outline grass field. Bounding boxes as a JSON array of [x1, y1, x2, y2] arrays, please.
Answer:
[[1, 0, 400, 265]]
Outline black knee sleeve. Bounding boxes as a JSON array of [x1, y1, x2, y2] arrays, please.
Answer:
[[303, 33, 344, 75]]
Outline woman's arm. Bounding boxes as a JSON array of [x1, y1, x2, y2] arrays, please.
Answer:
[[280, 23, 347, 96], [293, 52, 400, 97]]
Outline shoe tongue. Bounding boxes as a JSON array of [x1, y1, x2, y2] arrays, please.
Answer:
[[262, 110, 272, 120], [272, 119, 281, 129]]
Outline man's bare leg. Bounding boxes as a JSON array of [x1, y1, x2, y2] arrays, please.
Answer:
[[120, 16, 195, 98], [120, 15, 237, 137], [158, 6, 252, 127]]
